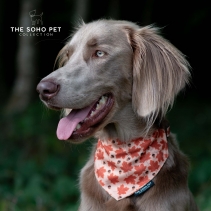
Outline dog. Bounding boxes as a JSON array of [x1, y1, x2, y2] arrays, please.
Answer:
[[29, 10, 43, 25], [37, 19, 199, 211]]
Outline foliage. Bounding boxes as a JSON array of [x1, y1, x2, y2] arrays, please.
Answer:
[[167, 95, 211, 210], [0, 102, 93, 211], [0, 95, 211, 210]]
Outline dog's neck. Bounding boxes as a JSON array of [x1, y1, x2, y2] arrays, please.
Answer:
[[96, 104, 167, 142], [95, 104, 153, 142]]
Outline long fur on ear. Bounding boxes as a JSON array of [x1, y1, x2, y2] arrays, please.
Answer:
[[125, 25, 191, 127]]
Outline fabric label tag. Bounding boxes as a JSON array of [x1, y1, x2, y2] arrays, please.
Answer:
[[134, 180, 155, 196]]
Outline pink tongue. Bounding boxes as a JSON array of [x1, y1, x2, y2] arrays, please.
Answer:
[[56, 103, 95, 140]]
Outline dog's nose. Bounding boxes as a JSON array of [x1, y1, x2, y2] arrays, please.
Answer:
[[36, 80, 59, 100]]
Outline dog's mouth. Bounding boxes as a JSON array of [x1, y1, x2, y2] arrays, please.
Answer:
[[56, 93, 114, 140]]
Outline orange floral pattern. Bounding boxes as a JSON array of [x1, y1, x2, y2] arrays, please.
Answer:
[[94, 128, 169, 200]]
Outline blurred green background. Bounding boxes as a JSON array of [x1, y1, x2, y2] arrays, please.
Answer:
[[0, 0, 211, 210]]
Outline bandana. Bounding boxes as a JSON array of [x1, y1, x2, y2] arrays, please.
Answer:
[[94, 128, 169, 201]]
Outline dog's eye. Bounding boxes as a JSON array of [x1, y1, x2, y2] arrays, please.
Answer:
[[95, 50, 105, 58]]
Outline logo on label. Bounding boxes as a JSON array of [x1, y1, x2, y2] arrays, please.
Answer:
[[134, 180, 155, 196], [29, 10, 43, 25]]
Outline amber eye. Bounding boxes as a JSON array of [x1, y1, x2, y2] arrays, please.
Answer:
[[95, 50, 105, 57]]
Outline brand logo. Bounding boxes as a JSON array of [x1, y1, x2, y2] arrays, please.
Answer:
[[29, 10, 43, 25], [10, 9, 61, 37], [134, 180, 155, 196]]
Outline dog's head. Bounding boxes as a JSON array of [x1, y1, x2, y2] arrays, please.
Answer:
[[29, 10, 36, 17], [37, 19, 190, 142]]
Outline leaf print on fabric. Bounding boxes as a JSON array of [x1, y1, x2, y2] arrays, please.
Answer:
[[124, 175, 136, 184], [138, 175, 149, 187], [117, 184, 129, 195], [107, 161, 116, 171], [148, 160, 160, 172], [104, 144, 113, 155], [164, 153, 168, 159], [133, 137, 143, 146], [158, 129, 165, 138], [128, 146, 140, 158], [151, 141, 161, 150], [116, 139, 123, 145], [134, 163, 146, 175], [156, 150, 164, 162], [140, 139, 151, 150], [108, 173, 119, 184], [97, 140, 103, 148], [99, 180, 105, 186], [120, 161, 133, 173], [96, 149, 104, 160], [160, 139, 167, 147], [96, 167, 106, 178], [152, 130, 159, 138], [139, 152, 151, 163], [115, 148, 127, 159]]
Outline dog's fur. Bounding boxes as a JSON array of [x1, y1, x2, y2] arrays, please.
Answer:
[[37, 19, 199, 211]]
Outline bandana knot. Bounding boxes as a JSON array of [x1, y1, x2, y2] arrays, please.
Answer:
[[94, 128, 169, 200]]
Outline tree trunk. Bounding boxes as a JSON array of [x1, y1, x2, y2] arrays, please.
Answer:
[[0, 2, 5, 101], [73, 0, 89, 23], [5, 0, 42, 114]]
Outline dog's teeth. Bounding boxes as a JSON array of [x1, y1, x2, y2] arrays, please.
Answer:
[[91, 111, 95, 116], [89, 95, 108, 118], [96, 103, 100, 110], [99, 96, 107, 105], [76, 124, 81, 130], [96, 102, 103, 110]]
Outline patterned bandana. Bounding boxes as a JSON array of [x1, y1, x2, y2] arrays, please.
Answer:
[[94, 128, 169, 201]]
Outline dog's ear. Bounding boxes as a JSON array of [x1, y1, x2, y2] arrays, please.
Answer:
[[125, 25, 190, 122], [29, 10, 36, 16]]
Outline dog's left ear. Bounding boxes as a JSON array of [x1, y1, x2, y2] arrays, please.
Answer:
[[125, 25, 191, 120]]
